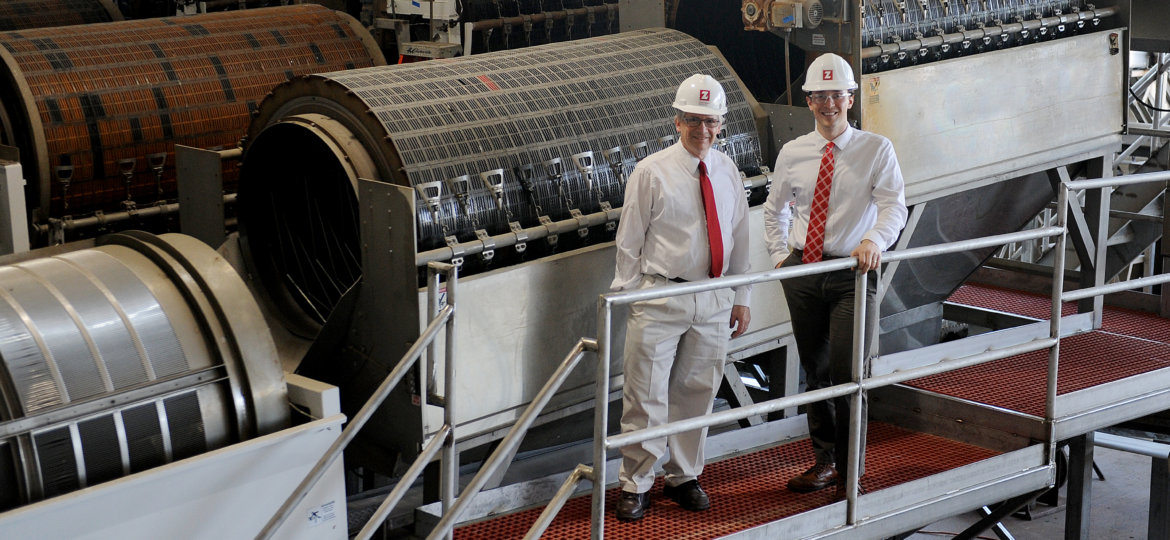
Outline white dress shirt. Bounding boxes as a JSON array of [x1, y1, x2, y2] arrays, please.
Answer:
[[763, 126, 907, 266], [612, 142, 752, 306]]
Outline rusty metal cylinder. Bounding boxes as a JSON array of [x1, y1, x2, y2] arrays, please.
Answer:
[[0, 4, 385, 228], [0, 0, 122, 32], [237, 28, 765, 335]]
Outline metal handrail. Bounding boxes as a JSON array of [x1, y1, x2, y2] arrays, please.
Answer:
[[411, 169, 1170, 538], [258, 262, 459, 540], [588, 223, 1069, 539], [425, 338, 598, 540]]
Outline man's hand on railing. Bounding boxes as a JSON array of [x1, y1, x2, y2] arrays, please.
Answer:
[[851, 239, 881, 273]]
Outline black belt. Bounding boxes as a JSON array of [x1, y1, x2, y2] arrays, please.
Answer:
[[669, 276, 688, 283]]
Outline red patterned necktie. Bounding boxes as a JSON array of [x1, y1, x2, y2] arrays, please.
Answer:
[[698, 160, 724, 278], [803, 141, 835, 264]]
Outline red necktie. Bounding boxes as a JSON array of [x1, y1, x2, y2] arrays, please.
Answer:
[[698, 160, 724, 278], [803, 141, 835, 264]]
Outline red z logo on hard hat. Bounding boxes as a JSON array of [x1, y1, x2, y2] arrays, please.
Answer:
[[699, 89, 711, 102], [823, 70, 834, 81]]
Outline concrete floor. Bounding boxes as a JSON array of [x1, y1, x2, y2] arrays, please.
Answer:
[[907, 445, 1158, 540]]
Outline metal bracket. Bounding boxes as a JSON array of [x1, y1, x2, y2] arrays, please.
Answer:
[[544, 157, 571, 207], [475, 229, 495, 262], [629, 141, 650, 161], [479, 168, 507, 210], [445, 174, 472, 216], [570, 208, 588, 238], [445, 235, 465, 267], [509, 221, 528, 253], [539, 215, 558, 247], [415, 180, 444, 215], [603, 146, 625, 185], [599, 202, 616, 232]]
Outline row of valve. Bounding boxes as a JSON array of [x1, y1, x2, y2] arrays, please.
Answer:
[[55, 152, 170, 211], [413, 132, 761, 267]]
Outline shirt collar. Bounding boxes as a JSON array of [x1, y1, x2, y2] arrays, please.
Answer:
[[672, 141, 705, 174], [817, 125, 855, 152]]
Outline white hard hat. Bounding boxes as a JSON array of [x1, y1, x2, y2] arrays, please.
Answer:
[[801, 53, 858, 92], [672, 74, 729, 116]]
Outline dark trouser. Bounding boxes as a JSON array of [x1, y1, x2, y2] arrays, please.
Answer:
[[780, 251, 877, 475]]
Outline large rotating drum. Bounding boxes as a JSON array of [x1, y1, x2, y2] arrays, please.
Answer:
[[237, 28, 765, 336], [0, 232, 288, 510], [0, 5, 384, 229], [0, 0, 122, 31]]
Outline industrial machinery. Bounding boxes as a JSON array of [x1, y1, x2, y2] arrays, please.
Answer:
[[367, 0, 622, 62], [0, 5, 384, 244], [738, 0, 1131, 353], [0, 232, 287, 509], [0, 0, 123, 31], [235, 27, 775, 465], [0, 0, 1165, 538]]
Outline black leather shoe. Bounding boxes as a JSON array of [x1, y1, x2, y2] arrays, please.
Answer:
[[663, 479, 710, 511], [616, 491, 651, 522], [787, 463, 838, 493]]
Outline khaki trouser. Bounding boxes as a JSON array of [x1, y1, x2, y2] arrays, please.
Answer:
[[618, 274, 733, 494]]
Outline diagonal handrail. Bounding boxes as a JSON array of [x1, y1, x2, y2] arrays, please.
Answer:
[[425, 337, 598, 539], [258, 262, 459, 540]]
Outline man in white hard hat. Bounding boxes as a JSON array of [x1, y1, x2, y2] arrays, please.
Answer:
[[763, 53, 907, 496], [610, 73, 752, 522]]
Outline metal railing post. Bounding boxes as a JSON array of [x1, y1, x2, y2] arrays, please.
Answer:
[[592, 298, 613, 540], [441, 265, 458, 539], [845, 268, 867, 523], [1046, 185, 1069, 466]]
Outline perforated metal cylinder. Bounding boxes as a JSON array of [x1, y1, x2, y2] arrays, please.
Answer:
[[238, 27, 764, 334], [0, 232, 287, 510], [0, 0, 122, 31], [0, 4, 385, 225]]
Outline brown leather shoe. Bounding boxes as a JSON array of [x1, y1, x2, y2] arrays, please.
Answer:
[[616, 490, 651, 522], [663, 479, 710, 511], [787, 463, 838, 493]]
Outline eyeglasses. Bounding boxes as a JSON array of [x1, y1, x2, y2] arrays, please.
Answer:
[[807, 92, 852, 104], [680, 116, 723, 128]]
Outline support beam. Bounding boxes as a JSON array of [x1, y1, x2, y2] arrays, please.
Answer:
[[1065, 433, 1095, 540]]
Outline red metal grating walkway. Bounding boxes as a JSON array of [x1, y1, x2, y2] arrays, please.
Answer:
[[915, 283, 1170, 415], [454, 422, 999, 539]]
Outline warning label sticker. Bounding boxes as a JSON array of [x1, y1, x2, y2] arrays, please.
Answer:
[[306, 500, 337, 527]]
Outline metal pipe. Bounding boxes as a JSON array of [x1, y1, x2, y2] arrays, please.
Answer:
[[605, 335, 1058, 452], [1047, 185, 1069, 467], [354, 424, 451, 540], [845, 269, 867, 523], [592, 299, 612, 540], [440, 263, 458, 540], [34, 193, 238, 234], [1066, 169, 1170, 191], [861, 338, 1060, 391], [427, 339, 596, 539], [258, 304, 453, 539], [861, 7, 1119, 60], [1061, 273, 1170, 302], [467, 5, 618, 31], [523, 464, 594, 540], [1094, 432, 1170, 459]]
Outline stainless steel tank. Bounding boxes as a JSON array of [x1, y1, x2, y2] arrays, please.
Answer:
[[0, 232, 287, 510]]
